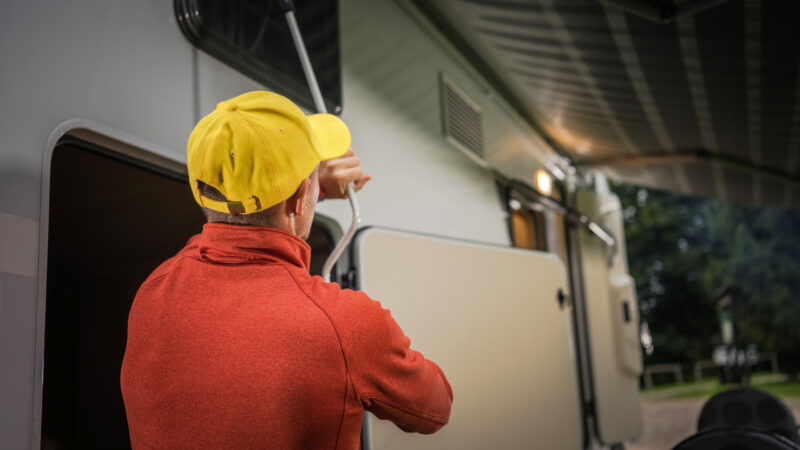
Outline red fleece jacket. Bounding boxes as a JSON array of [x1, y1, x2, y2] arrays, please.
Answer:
[[120, 223, 452, 449]]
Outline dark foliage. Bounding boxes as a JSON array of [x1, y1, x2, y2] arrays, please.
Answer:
[[612, 183, 800, 374]]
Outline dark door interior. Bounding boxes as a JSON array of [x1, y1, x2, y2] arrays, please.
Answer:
[[41, 138, 334, 449]]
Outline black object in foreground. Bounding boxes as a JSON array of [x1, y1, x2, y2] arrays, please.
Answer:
[[673, 387, 800, 450]]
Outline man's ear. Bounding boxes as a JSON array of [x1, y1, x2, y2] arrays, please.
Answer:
[[286, 178, 311, 217]]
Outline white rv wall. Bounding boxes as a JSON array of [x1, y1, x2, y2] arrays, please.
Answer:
[[0, 0, 556, 447], [1, 1, 194, 447], [318, 0, 555, 243]]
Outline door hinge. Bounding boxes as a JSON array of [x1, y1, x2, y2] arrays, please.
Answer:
[[341, 269, 358, 290]]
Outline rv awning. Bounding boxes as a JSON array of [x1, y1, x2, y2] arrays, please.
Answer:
[[413, 0, 800, 209]]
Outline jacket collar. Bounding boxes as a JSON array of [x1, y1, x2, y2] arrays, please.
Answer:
[[196, 223, 311, 271]]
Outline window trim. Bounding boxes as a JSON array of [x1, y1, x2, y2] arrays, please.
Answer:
[[173, 0, 343, 114], [506, 179, 617, 259], [34, 120, 189, 449]]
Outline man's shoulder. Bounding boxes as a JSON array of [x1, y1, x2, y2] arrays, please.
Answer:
[[283, 266, 389, 331], [282, 265, 360, 304], [142, 234, 201, 284]]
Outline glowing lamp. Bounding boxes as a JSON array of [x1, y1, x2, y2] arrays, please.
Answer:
[[535, 169, 553, 196]]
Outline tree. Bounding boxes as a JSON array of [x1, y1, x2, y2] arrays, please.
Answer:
[[704, 201, 800, 375], [612, 182, 800, 374], [613, 183, 717, 365]]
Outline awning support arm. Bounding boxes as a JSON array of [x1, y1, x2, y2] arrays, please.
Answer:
[[504, 178, 618, 266], [280, 0, 362, 282]]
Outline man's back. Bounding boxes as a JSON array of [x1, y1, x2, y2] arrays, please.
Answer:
[[121, 224, 452, 449]]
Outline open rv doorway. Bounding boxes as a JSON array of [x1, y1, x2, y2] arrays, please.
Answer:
[[40, 137, 337, 449]]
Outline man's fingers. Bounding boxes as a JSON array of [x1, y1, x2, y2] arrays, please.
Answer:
[[325, 149, 357, 168], [326, 155, 360, 170], [319, 149, 369, 198], [333, 166, 364, 189], [353, 174, 372, 192]]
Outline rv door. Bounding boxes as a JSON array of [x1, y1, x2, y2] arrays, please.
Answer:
[[577, 187, 644, 444], [352, 228, 582, 449]]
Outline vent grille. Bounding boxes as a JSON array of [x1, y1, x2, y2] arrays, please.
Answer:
[[441, 75, 485, 164]]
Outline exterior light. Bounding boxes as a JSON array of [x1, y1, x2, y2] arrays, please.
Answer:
[[535, 169, 553, 196], [509, 199, 522, 211]]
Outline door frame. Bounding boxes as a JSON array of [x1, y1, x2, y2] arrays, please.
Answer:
[[33, 119, 348, 449]]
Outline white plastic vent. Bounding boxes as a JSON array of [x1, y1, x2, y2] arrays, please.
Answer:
[[440, 75, 486, 166]]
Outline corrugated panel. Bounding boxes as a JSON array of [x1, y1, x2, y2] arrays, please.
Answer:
[[440, 75, 486, 164]]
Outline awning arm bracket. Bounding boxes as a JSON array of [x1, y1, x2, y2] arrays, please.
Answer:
[[505, 178, 618, 267]]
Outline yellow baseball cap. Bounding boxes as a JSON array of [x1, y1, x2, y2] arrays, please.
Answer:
[[186, 91, 351, 214]]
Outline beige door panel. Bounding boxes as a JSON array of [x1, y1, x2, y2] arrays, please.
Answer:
[[355, 228, 582, 450]]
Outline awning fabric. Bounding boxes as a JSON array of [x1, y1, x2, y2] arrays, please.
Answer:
[[417, 0, 800, 208]]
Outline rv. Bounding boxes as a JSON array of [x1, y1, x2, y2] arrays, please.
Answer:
[[2, 0, 796, 448]]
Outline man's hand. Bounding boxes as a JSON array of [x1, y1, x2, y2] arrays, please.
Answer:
[[319, 149, 372, 199]]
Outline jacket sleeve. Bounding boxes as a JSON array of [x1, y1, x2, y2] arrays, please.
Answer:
[[335, 289, 453, 434]]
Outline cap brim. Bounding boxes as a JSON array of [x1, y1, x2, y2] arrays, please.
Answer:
[[307, 113, 351, 161]]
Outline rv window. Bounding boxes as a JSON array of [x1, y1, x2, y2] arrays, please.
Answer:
[[506, 182, 569, 262], [510, 207, 547, 251], [41, 140, 337, 448], [175, 0, 342, 114]]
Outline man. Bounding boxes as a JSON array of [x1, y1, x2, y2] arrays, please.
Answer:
[[120, 91, 453, 449]]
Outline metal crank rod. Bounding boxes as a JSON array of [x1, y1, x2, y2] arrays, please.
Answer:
[[280, 0, 361, 282]]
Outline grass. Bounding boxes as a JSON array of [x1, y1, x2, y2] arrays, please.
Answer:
[[673, 381, 800, 400], [673, 384, 732, 399], [642, 380, 712, 392], [642, 372, 800, 401], [758, 381, 800, 398]]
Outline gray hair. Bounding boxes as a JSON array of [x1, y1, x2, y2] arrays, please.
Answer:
[[197, 181, 282, 227]]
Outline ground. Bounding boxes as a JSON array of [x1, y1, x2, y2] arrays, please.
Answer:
[[628, 374, 800, 450]]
